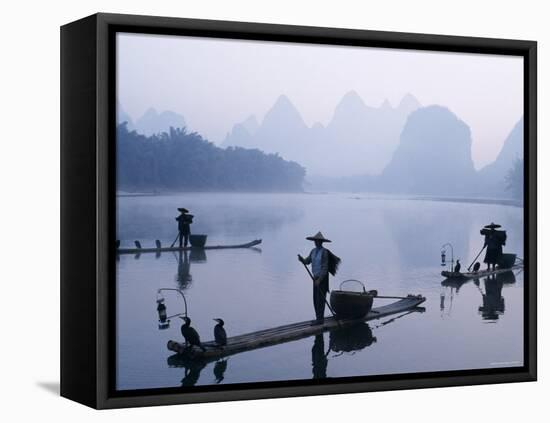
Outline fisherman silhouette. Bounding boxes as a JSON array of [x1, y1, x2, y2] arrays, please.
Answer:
[[481, 223, 506, 271], [176, 208, 193, 248]]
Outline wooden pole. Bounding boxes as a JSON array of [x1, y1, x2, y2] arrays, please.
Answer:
[[468, 245, 486, 271], [170, 232, 180, 248], [374, 295, 416, 300]]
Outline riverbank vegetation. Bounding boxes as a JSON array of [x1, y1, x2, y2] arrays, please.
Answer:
[[117, 124, 306, 192]]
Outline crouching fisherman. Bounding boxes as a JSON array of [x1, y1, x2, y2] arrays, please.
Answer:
[[298, 231, 341, 324]]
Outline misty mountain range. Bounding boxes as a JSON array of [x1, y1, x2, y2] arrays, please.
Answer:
[[311, 107, 523, 197], [117, 95, 523, 198], [117, 102, 186, 137], [222, 92, 421, 176]]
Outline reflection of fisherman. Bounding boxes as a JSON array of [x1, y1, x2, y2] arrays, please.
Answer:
[[481, 222, 506, 271], [176, 250, 192, 288], [298, 231, 340, 324], [479, 274, 505, 320], [311, 334, 328, 379], [176, 208, 193, 248]]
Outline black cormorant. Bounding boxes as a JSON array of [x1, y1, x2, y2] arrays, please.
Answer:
[[473, 262, 481, 272], [179, 316, 206, 352], [134, 240, 142, 249], [213, 318, 227, 347], [454, 260, 461, 273]]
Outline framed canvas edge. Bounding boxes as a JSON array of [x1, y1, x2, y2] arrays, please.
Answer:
[[88, 12, 537, 409]]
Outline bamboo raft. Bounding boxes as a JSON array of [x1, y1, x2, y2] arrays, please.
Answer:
[[441, 263, 523, 280], [167, 295, 426, 360], [117, 239, 262, 255]]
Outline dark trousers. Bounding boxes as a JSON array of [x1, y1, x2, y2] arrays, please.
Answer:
[[313, 276, 328, 321], [179, 232, 189, 248]]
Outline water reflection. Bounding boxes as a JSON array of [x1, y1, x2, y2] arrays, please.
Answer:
[[384, 206, 472, 270], [311, 334, 329, 379], [166, 355, 228, 387], [175, 250, 192, 289], [173, 249, 209, 289], [440, 270, 517, 321], [328, 323, 376, 356], [213, 359, 228, 384], [478, 271, 516, 321]]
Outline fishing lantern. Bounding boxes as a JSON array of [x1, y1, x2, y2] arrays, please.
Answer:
[[157, 299, 167, 322], [156, 291, 169, 329], [155, 288, 188, 329], [440, 243, 454, 272]]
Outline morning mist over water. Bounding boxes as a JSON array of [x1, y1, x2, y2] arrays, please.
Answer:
[[115, 32, 525, 391]]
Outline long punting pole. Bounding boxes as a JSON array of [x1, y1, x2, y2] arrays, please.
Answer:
[[467, 245, 486, 271]]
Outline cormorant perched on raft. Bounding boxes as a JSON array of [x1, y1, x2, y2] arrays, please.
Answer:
[[454, 260, 461, 273], [179, 316, 206, 352], [213, 318, 227, 347]]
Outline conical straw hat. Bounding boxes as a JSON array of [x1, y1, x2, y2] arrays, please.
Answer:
[[306, 231, 331, 243]]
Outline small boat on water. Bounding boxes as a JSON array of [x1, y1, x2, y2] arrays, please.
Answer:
[[117, 238, 262, 255], [442, 264, 523, 280], [441, 254, 523, 280], [330, 280, 376, 318]]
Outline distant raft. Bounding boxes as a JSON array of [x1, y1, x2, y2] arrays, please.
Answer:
[[441, 263, 523, 280], [117, 239, 262, 255]]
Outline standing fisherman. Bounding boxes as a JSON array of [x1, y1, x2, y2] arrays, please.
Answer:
[[298, 231, 340, 324], [175, 208, 193, 248], [481, 222, 506, 271]]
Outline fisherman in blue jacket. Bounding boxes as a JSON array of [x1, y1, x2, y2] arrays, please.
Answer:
[[298, 232, 340, 324]]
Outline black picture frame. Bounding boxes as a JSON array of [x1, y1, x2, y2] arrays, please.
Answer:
[[61, 12, 537, 409]]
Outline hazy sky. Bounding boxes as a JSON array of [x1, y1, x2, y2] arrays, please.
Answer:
[[117, 33, 523, 169]]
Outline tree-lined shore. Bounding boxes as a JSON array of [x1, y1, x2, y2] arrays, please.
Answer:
[[116, 124, 306, 192]]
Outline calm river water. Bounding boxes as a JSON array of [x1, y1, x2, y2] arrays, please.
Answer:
[[116, 193, 524, 390]]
